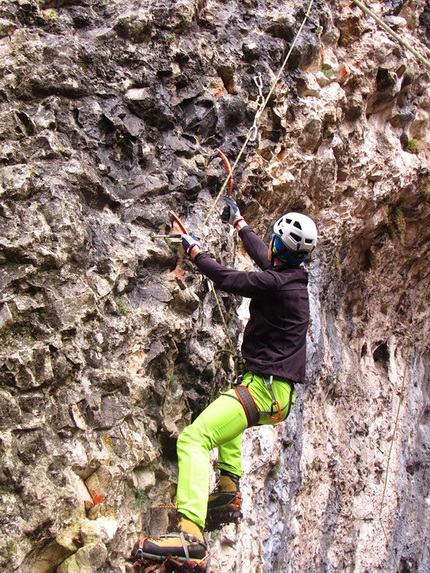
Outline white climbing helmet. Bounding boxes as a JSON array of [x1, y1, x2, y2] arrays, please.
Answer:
[[273, 213, 317, 254]]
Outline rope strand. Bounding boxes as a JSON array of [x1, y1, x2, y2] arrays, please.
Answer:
[[378, 337, 412, 569], [352, 0, 430, 70], [199, 0, 315, 234]]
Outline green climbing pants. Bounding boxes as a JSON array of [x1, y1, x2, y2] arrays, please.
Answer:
[[176, 372, 295, 529]]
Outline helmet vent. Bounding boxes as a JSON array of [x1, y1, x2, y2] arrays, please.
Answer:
[[274, 212, 317, 255]]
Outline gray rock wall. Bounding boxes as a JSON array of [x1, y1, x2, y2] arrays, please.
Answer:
[[0, 0, 429, 572]]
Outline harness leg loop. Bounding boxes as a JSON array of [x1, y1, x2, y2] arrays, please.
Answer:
[[234, 385, 260, 427]]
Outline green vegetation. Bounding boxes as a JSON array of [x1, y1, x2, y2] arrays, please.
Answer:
[[422, 184, 430, 201], [116, 297, 130, 316], [149, 462, 160, 473], [381, 197, 406, 238], [168, 372, 177, 389], [164, 238, 178, 255], [270, 457, 282, 480], [381, 194, 391, 206], [131, 488, 148, 510], [392, 205, 406, 236], [311, 458, 322, 472], [322, 67, 334, 79], [333, 256, 342, 280], [405, 139, 419, 154]]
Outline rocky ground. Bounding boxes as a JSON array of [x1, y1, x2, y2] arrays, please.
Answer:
[[0, 0, 429, 572]]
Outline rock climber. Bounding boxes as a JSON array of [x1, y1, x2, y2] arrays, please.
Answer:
[[137, 198, 317, 567]]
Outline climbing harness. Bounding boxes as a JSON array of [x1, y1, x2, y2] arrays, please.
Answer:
[[233, 375, 295, 428], [234, 384, 260, 427], [352, 0, 430, 70]]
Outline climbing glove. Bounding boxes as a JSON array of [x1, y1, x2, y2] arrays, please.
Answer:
[[182, 233, 201, 256], [221, 197, 244, 228]]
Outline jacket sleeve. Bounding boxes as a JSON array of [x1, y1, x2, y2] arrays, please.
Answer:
[[194, 252, 278, 298], [238, 226, 271, 270]]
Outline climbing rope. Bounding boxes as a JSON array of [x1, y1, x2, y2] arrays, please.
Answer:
[[199, 0, 315, 234], [199, 0, 430, 239], [377, 336, 412, 569], [193, 0, 316, 372], [208, 279, 236, 356], [167, 1, 315, 373], [352, 0, 430, 70], [197, 0, 426, 374]]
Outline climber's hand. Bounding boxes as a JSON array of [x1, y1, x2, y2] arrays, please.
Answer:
[[221, 197, 245, 228], [182, 233, 201, 258]]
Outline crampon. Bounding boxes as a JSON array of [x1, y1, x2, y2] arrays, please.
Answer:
[[131, 537, 209, 573], [205, 491, 242, 532]]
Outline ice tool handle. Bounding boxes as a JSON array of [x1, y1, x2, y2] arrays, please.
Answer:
[[216, 149, 234, 197]]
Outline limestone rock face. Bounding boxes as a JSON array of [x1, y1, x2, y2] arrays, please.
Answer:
[[0, 0, 429, 572]]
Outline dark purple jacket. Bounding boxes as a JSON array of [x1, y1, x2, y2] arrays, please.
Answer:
[[194, 226, 310, 383]]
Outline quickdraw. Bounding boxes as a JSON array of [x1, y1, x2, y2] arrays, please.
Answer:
[[249, 74, 265, 142]]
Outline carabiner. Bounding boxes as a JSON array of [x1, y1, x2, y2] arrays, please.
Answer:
[[270, 400, 282, 422], [249, 123, 259, 142], [254, 74, 265, 108], [264, 375, 283, 421]]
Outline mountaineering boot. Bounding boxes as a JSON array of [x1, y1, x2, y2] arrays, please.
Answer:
[[133, 515, 208, 567], [206, 470, 242, 531]]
